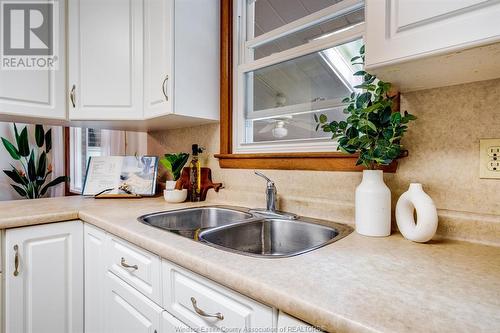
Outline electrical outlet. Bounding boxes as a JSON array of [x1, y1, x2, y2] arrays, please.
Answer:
[[480, 139, 500, 179]]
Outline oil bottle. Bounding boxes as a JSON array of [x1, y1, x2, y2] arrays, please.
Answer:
[[189, 144, 203, 201]]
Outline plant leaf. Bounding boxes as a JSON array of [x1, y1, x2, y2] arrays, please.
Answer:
[[35, 125, 45, 147], [40, 176, 67, 196], [37, 151, 47, 179], [18, 126, 30, 157], [3, 169, 25, 185], [45, 128, 52, 153], [27, 150, 36, 182], [1, 138, 20, 160], [11, 184, 27, 198]]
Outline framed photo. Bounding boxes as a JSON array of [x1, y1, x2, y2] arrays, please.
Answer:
[[82, 156, 158, 196]]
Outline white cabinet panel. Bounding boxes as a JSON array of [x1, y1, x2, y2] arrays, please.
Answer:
[[105, 271, 163, 333], [0, 0, 66, 121], [143, 0, 173, 118], [68, 0, 143, 120], [365, 0, 500, 67], [4, 220, 83, 333], [173, 0, 219, 121], [162, 260, 273, 331], [106, 233, 162, 304], [84, 223, 106, 333]]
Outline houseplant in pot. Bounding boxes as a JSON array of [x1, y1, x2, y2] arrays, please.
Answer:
[[315, 45, 416, 237], [159, 152, 189, 203]]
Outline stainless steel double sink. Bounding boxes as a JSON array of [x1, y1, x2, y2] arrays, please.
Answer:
[[138, 206, 352, 258]]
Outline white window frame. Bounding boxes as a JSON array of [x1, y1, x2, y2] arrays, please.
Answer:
[[233, 0, 365, 154]]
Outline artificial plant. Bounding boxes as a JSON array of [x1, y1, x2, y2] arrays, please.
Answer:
[[2, 124, 67, 199], [315, 45, 416, 169], [159, 153, 190, 181]]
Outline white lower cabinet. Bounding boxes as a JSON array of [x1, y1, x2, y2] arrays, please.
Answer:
[[2, 221, 318, 333], [104, 271, 163, 333], [84, 223, 106, 333], [4, 220, 84, 333]]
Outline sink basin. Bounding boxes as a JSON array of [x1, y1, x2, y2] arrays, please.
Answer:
[[199, 218, 352, 258], [138, 206, 253, 239]]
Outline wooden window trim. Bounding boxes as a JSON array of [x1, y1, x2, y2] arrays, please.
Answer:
[[215, 0, 400, 172]]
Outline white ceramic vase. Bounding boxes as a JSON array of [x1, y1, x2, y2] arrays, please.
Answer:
[[355, 170, 391, 237], [396, 183, 438, 243]]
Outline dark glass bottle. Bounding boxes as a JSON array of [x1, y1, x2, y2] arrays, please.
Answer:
[[189, 144, 203, 202]]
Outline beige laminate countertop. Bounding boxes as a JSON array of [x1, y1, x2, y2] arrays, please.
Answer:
[[0, 196, 499, 333]]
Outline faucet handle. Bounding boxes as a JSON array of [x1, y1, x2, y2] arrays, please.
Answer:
[[254, 171, 274, 186]]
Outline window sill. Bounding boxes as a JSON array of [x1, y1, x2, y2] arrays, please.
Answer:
[[215, 152, 401, 172]]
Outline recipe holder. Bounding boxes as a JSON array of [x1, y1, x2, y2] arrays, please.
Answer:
[[176, 167, 223, 201]]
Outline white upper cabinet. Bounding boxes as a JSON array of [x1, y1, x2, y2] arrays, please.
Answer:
[[68, 0, 144, 120], [0, 0, 66, 122], [143, 0, 174, 118], [0, 0, 218, 129], [67, 0, 219, 128], [366, 0, 500, 67], [4, 220, 84, 333], [365, 0, 500, 91]]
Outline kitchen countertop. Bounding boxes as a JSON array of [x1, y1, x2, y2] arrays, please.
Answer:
[[0, 196, 499, 333]]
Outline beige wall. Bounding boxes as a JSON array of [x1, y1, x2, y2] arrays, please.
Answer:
[[149, 78, 500, 244]]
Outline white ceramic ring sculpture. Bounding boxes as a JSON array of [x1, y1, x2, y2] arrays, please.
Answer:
[[396, 183, 438, 243]]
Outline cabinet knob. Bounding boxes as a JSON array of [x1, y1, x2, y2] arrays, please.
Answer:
[[13, 244, 20, 276]]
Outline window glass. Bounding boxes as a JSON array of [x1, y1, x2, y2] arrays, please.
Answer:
[[249, 0, 340, 39], [70, 128, 102, 193], [252, 7, 364, 60], [243, 38, 362, 144]]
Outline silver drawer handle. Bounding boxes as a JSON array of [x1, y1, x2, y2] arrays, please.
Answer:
[[120, 257, 138, 270], [13, 245, 20, 276], [190, 297, 224, 320]]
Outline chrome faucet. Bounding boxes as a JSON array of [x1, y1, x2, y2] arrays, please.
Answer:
[[251, 171, 298, 220], [254, 171, 278, 212]]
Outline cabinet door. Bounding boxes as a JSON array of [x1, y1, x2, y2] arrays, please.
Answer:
[[105, 271, 163, 333], [366, 0, 500, 68], [4, 220, 84, 333], [0, 0, 66, 121], [84, 223, 106, 333], [144, 0, 174, 118], [68, 0, 143, 120]]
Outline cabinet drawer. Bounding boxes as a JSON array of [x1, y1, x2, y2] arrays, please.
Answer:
[[106, 234, 161, 304], [162, 260, 273, 331], [105, 271, 163, 333]]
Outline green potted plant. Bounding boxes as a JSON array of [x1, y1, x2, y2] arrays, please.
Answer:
[[315, 45, 416, 237], [159, 152, 189, 203], [2, 124, 67, 199]]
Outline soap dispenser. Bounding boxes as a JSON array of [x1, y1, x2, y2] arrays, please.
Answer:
[[189, 144, 204, 202]]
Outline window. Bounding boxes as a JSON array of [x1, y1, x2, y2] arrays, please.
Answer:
[[69, 128, 103, 193], [234, 0, 364, 153], [68, 128, 148, 194]]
